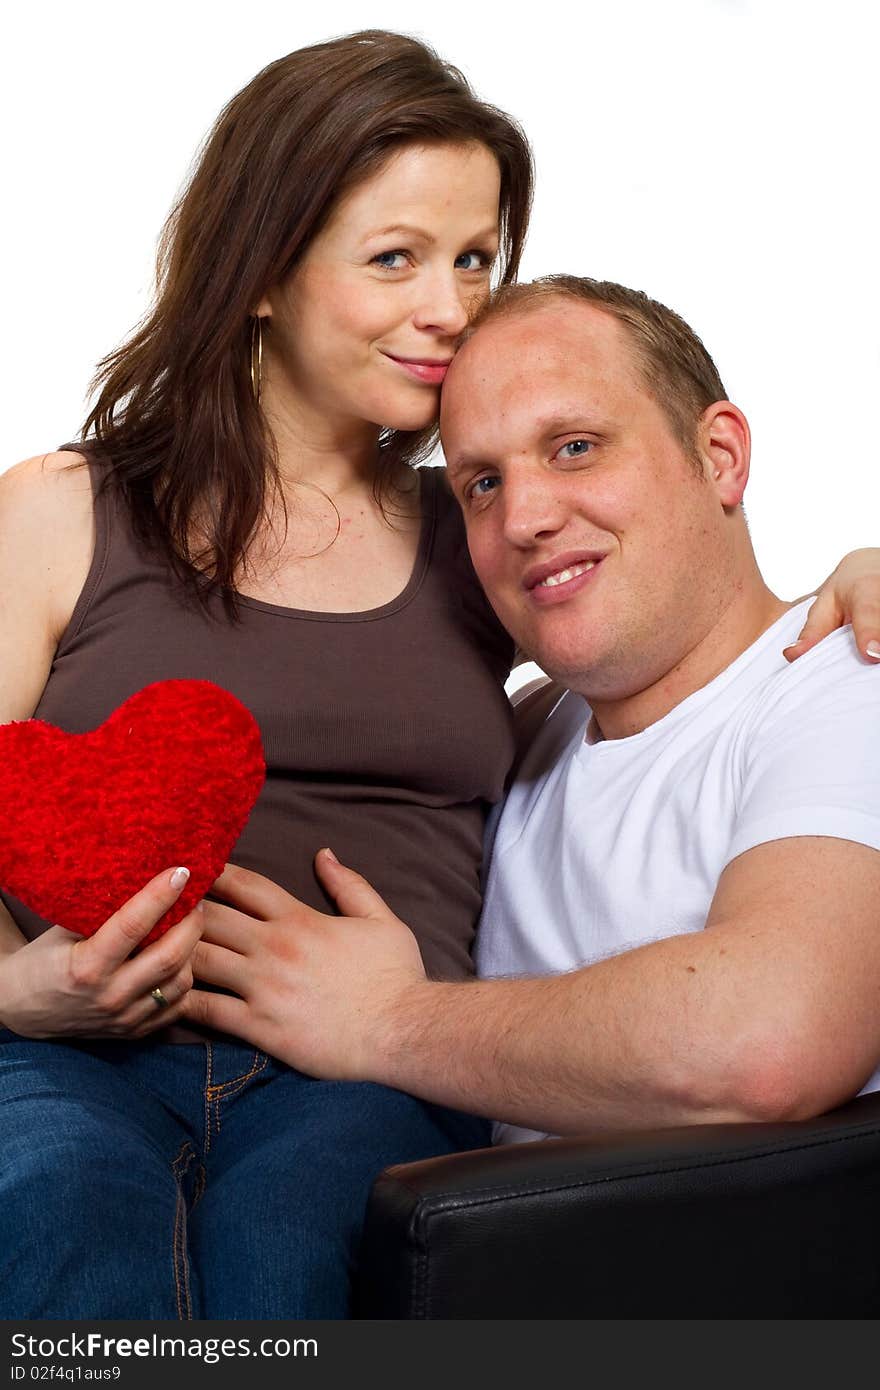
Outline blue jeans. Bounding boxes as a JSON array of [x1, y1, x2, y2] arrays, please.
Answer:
[[0, 1030, 489, 1319]]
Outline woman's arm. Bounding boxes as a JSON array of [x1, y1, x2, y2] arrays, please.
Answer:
[[0, 455, 202, 1037], [784, 548, 880, 661], [0, 452, 95, 719], [0, 453, 94, 956]]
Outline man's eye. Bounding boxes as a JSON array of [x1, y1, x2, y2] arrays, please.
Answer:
[[468, 475, 500, 500], [558, 440, 593, 460], [455, 251, 492, 271], [371, 251, 408, 270]]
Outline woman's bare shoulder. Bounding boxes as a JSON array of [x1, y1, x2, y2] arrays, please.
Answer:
[[1, 450, 94, 531], [0, 451, 96, 646], [1, 449, 93, 503]]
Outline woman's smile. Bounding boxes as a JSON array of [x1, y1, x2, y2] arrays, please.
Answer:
[[381, 351, 454, 386]]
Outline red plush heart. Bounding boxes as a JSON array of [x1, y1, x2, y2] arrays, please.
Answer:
[[0, 680, 265, 943]]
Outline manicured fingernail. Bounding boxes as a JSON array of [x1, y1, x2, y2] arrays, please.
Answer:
[[170, 867, 190, 890], [322, 847, 339, 864], [867, 641, 880, 660]]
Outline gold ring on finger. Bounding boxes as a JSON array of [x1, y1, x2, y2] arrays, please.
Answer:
[[150, 987, 171, 1009]]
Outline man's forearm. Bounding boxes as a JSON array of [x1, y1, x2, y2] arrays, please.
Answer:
[[372, 930, 763, 1135], [208, 841, 875, 1133], [367, 834, 880, 1134]]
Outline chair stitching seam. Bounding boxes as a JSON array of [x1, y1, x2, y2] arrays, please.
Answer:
[[408, 1125, 880, 1210]]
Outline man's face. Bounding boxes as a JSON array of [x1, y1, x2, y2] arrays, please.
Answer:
[[441, 300, 734, 699]]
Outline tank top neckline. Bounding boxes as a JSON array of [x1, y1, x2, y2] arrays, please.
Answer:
[[223, 464, 439, 625]]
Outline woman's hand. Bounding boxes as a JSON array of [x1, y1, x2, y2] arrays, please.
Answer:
[[0, 866, 203, 1039], [180, 856, 427, 1079], [784, 548, 880, 662]]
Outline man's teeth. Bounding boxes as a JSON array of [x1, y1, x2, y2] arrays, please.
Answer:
[[538, 561, 596, 588]]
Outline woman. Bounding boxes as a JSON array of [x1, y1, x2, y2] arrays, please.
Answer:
[[0, 30, 874, 1321]]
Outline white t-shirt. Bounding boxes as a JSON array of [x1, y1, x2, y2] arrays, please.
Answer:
[[477, 601, 880, 1143]]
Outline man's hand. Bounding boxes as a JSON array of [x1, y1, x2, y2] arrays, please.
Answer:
[[184, 838, 880, 1136], [180, 853, 428, 1078], [785, 547, 880, 661]]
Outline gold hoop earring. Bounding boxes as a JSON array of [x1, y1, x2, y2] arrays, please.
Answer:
[[250, 316, 263, 405]]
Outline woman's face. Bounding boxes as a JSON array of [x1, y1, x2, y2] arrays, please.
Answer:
[[259, 141, 502, 436]]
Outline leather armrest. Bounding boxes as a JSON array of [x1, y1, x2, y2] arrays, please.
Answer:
[[355, 1091, 880, 1318]]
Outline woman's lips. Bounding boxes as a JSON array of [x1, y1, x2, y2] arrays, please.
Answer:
[[383, 353, 451, 386]]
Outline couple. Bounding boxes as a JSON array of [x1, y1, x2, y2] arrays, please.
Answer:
[[0, 30, 878, 1320]]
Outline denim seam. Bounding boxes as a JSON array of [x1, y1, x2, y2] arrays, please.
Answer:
[[192, 1161, 207, 1210], [205, 1051, 269, 1101], [205, 1050, 269, 1139], [201, 1049, 268, 1149], [203, 1044, 216, 1154], [170, 1140, 197, 1320]]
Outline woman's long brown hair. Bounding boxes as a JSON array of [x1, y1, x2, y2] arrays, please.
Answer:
[[81, 30, 533, 613]]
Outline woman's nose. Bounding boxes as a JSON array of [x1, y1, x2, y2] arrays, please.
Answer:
[[412, 272, 472, 338]]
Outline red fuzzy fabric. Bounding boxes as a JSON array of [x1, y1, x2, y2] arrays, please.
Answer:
[[0, 680, 265, 943]]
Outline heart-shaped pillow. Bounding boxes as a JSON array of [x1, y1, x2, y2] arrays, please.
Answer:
[[0, 680, 265, 943]]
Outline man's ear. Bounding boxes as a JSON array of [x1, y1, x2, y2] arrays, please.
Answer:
[[696, 401, 750, 508]]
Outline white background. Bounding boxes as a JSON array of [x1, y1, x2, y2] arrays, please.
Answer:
[[3, 0, 878, 614]]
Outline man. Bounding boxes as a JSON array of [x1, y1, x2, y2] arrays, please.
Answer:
[[184, 277, 880, 1139]]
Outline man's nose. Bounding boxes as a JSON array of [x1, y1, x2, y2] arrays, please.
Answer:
[[500, 470, 567, 547], [412, 270, 472, 338]]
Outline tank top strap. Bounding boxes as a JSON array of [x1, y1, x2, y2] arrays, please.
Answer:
[[54, 448, 116, 660]]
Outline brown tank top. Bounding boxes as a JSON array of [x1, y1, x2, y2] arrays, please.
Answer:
[[3, 458, 515, 981]]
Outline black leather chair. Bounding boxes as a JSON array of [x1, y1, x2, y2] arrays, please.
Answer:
[[354, 1090, 880, 1317]]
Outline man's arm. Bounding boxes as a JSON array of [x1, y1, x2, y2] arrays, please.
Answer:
[[183, 834, 880, 1135], [363, 836, 880, 1133]]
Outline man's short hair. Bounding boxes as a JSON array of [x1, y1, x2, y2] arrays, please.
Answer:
[[468, 276, 728, 460]]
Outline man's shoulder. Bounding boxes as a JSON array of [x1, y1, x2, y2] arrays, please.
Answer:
[[715, 603, 875, 743], [754, 620, 876, 720], [731, 619, 879, 794]]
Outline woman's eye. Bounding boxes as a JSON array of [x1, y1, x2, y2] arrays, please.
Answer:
[[455, 251, 492, 271], [371, 251, 408, 270], [558, 439, 593, 461]]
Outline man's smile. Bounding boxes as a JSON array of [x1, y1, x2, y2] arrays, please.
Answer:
[[523, 551, 606, 605]]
